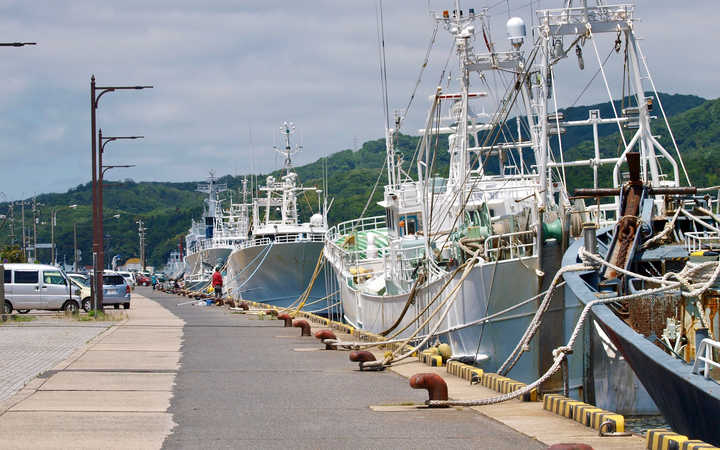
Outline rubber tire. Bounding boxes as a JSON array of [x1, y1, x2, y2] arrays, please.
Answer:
[[62, 301, 79, 314], [114, 304, 120, 309], [17, 310, 30, 314], [82, 298, 92, 312], [3, 300, 11, 314], [123, 303, 130, 310]]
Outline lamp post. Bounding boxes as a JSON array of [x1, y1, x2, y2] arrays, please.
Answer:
[[95, 162, 135, 312], [50, 204, 78, 266], [90, 76, 151, 312]]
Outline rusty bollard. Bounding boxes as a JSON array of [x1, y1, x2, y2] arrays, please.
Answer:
[[266, 309, 278, 317], [349, 350, 383, 371], [314, 329, 337, 350], [409, 373, 448, 406], [225, 298, 236, 308], [277, 313, 293, 327], [293, 319, 311, 336], [238, 302, 249, 311]]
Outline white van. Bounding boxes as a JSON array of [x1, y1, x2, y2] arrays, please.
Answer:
[[2, 263, 82, 314]]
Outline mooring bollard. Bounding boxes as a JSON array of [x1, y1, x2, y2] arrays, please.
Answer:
[[409, 373, 449, 406], [266, 309, 278, 317], [277, 313, 293, 327], [314, 329, 337, 350], [349, 350, 382, 371], [293, 319, 311, 336], [238, 302, 249, 311]]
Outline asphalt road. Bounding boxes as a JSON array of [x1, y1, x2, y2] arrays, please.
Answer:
[[145, 289, 545, 449]]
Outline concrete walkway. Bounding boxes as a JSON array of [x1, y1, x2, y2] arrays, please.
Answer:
[[0, 293, 183, 449], [147, 290, 545, 450]]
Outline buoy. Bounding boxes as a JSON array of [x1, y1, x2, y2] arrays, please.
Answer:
[[293, 319, 311, 336], [409, 373, 449, 406], [437, 343, 452, 361], [277, 313, 293, 327], [349, 350, 383, 371], [314, 329, 337, 350]]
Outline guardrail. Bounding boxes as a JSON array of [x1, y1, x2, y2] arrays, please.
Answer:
[[238, 232, 324, 251], [684, 231, 720, 253], [328, 216, 387, 242], [484, 230, 535, 261], [692, 338, 720, 379]]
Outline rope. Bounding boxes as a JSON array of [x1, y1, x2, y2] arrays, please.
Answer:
[[284, 252, 325, 314], [363, 250, 483, 369], [379, 271, 426, 336], [227, 240, 275, 298], [498, 263, 591, 375]]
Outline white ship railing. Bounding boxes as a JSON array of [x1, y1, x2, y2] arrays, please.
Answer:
[[484, 230, 536, 261], [692, 338, 720, 380], [685, 231, 720, 253], [238, 232, 324, 251], [328, 215, 387, 242]]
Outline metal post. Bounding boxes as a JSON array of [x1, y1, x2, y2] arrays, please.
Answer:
[[51, 209, 55, 265], [73, 223, 78, 272], [0, 263, 5, 320], [92, 251, 98, 313], [32, 197, 37, 263], [91, 75, 98, 307], [98, 128, 105, 282]]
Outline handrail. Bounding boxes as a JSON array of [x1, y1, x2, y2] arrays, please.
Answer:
[[692, 338, 720, 380], [484, 230, 536, 261]]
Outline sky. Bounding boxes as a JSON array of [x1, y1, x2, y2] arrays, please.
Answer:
[[0, 0, 717, 200]]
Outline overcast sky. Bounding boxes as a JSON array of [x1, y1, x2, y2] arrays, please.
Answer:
[[0, 0, 717, 200]]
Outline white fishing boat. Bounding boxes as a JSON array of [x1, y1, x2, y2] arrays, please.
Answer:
[[225, 122, 329, 310], [325, 6, 561, 382], [184, 173, 251, 283]]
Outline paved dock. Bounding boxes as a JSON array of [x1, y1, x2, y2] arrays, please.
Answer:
[[0, 288, 650, 448]]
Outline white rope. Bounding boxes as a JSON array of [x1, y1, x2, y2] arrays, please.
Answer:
[[429, 282, 681, 407], [228, 240, 275, 298], [498, 263, 591, 375]]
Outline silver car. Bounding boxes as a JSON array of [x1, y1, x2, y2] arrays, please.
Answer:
[[83, 273, 131, 311], [3, 263, 82, 314]]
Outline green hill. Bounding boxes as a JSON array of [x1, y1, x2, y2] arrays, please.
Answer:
[[0, 92, 709, 269]]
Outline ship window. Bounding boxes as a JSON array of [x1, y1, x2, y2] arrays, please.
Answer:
[[406, 220, 416, 235]]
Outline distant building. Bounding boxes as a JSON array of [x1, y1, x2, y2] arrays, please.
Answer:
[[120, 257, 142, 272]]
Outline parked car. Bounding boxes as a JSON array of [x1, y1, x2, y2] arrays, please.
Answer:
[[83, 272, 131, 311], [115, 271, 136, 288], [135, 273, 151, 286], [2, 263, 82, 314], [67, 273, 92, 310]]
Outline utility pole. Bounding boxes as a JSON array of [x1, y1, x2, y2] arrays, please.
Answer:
[[20, 200, 26, 260], [73, 223, 78, 272], [137, 219, 147, 271], [32, 197, 37, 263], [8, 203, 15, 246]]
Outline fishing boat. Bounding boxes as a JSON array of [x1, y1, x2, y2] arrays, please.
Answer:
[[325, 5, 569, 383], [562, 149, 720, 444], [225, 122, 329, 310], [184, 173, 251, 285]]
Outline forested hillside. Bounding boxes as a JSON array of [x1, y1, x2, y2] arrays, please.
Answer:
[[0, 92, 710, 268]]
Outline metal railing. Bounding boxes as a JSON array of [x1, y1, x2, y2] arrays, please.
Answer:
[[327, 215, 387, 242], [238, 232, 324, 251], [685, 231, 720, 253], [484, 230, 536, 261], [692, 338, 720, 379]]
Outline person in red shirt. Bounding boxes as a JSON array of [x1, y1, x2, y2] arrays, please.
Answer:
[[212, 266, 223, 299]]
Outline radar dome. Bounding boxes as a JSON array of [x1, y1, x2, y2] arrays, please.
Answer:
[[506, 17, 526, 48], [310, 214, 324, 227]]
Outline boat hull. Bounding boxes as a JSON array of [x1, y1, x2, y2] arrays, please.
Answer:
[[563, 237, 720, 444], [331, 255, 544, 381], [185, 248, 232, 280], [226, 241, 328, 310]]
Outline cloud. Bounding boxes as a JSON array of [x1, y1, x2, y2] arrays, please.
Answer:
[[0, 0, 717, 200]]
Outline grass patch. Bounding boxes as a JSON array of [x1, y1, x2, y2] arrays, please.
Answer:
[[75, 310, 126, 322], [0, 314, 37, 324]]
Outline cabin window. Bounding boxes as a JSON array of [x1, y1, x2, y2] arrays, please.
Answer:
[[14, 271, 38, 284], [43, 270, 66, 285]]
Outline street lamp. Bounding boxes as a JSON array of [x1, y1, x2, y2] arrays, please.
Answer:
[[90, 75, 151, 313], [50, 204, 77, 266]]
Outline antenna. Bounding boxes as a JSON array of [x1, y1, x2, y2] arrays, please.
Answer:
[[273, 121, 301, 174]]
